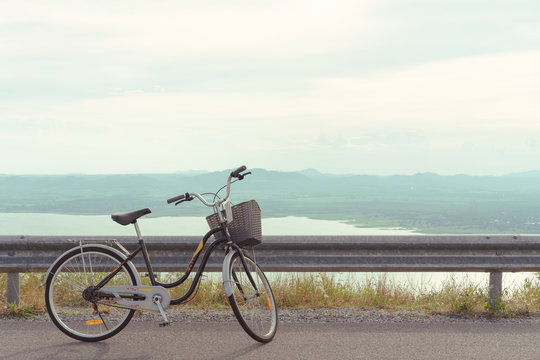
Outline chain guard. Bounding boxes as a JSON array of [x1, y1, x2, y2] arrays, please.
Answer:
[[99, 285, 171, 313]]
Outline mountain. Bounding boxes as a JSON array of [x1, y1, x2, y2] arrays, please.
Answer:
[[505, 170, 540, 177], [296, 168, 325, 177], [1, 170, 540, 234]]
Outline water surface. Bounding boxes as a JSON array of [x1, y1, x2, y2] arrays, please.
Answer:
[[0, 213, 416, 236]]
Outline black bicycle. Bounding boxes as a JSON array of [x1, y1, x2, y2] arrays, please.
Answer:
[[43, 166, 278, 343]]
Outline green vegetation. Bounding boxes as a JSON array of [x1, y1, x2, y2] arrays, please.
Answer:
[[0, 273, 43, 318], [3, 272, 540, 318], [1, 169, 540, 234]]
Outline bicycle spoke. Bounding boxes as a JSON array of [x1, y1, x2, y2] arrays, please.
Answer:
[[46, 248, 136, 341], [227, 253, 277, 342], [55, 274, 85, 292]]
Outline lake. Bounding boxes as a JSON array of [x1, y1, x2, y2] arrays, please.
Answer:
[[0, 212, 536, 292], [0, 212, 417, 236]]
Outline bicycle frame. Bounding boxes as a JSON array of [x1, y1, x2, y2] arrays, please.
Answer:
[[90, 220, 258, 308], [43, 218, 260, 308], [89, 225, 229, 306]]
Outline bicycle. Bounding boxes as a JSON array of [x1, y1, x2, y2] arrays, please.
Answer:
[[43, 166, 278, 343]]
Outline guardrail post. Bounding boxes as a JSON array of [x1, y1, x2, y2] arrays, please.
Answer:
[[488, 271, 502, 308], [7, 272, 20, 305]]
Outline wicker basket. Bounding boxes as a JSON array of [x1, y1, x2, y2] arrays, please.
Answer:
[[206, 200, 262, 247]]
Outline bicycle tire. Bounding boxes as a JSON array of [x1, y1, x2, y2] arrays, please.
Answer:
[[225, 252, 278, 342], [45, 246, 137, 342]]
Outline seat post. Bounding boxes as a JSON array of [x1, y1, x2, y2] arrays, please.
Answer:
[[133, 220, 143, 241], [133, 219, 157, 285]]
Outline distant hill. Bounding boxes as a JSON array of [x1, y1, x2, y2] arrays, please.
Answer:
[[1, 169, 540, 234], [505, 170, 540, 177]]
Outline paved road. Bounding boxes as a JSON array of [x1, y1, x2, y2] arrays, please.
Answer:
[[1, 319, 540, 360]]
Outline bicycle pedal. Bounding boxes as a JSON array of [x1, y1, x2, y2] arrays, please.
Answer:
[[159, 322, 171, 327]]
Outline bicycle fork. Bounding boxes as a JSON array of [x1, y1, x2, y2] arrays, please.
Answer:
[[222, 246, 261, 300]]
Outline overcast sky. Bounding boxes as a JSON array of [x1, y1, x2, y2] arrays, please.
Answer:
[[1, 0, 539, 175]]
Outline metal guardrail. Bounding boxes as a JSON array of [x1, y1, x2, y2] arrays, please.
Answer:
[[3, 235, 540, 307]]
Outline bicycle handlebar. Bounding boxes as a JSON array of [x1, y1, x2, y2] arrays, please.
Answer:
[[166, 193, 188, 204], [167, 165, 247, 208], [231, 165, 247, 178]]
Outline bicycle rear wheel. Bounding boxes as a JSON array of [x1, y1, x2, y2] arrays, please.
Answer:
[[45, 246, 137, 342], [225, 252, 278, 342]]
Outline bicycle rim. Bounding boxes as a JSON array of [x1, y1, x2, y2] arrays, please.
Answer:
[[227, 253, 277, 342], [45, 247, 136, 341]]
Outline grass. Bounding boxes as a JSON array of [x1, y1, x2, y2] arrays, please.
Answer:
[[3, 272, 540, 318], [1, 273, 46, 318]]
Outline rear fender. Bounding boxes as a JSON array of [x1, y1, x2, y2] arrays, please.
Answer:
[[42, 243, 141, 286]]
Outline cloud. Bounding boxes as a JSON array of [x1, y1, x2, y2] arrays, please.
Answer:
[[1, 1, 539, 175], [3, 51, 539, 174], [0, 1, 388, 69], [0, 0, 400, 109], [310, 51, 540, 129]]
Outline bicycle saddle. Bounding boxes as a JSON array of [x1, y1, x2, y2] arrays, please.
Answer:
[[111, 208, 152, 225]]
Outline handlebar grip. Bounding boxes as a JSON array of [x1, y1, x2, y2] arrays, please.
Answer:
[[167, 194, 186, 204], [231, 165, 247, 178]]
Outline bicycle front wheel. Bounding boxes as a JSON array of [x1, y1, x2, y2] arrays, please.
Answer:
[[225, 252, 278, 342], [45, 246, 137, 342]]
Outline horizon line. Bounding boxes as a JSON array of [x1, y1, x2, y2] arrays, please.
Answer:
[[1, 168, 539, 177]]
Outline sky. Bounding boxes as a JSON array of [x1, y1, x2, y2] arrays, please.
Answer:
[[1, 0, 539, 175]]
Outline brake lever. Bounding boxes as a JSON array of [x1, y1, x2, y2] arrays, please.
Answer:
[[237, 171, 252, 181], [175, 196, 194, 206]]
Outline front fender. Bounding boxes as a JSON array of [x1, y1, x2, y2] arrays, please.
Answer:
[[222, 250, 237, 297], [42, 243, 141, 286]]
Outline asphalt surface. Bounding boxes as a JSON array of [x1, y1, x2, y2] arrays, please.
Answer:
[[2, 318, 540, 360]]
